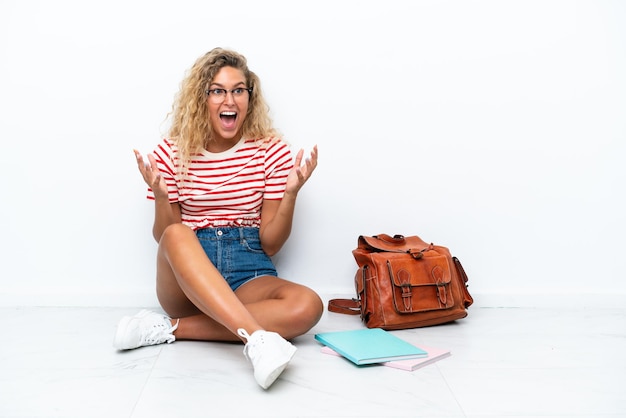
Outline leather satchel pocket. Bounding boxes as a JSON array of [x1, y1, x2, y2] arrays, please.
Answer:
[[385, 251, 455, 314]]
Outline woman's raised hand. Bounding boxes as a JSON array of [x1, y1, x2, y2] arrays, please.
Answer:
[[285, 145, 318, 195], [133, 149, 168, 199]]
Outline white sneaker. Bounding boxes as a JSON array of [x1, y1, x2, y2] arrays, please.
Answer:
[[113, 310, 178, 350], [238, 329, 297, 389]]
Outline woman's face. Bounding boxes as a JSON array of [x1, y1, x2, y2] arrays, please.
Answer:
[[207, 66, 250, 144]]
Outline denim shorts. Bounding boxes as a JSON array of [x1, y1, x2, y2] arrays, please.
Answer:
[[195, 227, 278, 291]]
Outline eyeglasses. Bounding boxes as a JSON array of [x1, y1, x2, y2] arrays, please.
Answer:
[[205, 87, 253, 103]]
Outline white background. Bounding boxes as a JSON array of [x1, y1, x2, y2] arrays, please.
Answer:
[[0, 0, 624, 307]]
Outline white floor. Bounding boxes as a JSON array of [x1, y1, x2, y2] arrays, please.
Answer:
[[1, 302, 625, 418]]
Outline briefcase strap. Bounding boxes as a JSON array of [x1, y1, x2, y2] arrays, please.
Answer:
[[327, 298, 361, 315]]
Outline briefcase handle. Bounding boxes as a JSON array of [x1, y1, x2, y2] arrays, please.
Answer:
[[374, 234, 406, 244], [327, 298, 361, 315]]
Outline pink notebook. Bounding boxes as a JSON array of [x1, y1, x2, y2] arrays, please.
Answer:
[[321, 344, 451, 371]]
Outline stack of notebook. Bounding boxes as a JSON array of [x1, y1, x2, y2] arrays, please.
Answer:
[[314, 328, 451, 371]]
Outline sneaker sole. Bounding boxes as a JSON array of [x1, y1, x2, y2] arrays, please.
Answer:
[[112, 315, 135, 350], [258, 345, 297, 389], [113, 310, 150, 350]]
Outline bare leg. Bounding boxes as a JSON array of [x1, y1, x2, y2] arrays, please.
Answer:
[[156, 223, 262, 341], [174, 276, 323, 341], [155, 223, 323, 342]]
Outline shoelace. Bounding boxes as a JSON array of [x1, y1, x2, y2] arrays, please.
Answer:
[[142, 317, 179, 345], [238, 328, 262, 360]]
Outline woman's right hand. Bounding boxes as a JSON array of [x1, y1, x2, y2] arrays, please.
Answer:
[[133, 149, 168, 199]]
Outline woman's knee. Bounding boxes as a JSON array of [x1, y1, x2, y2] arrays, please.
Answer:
[[157, 224, 199, 260], [160, 223, 195, 245], [288, 287, 324, 332]]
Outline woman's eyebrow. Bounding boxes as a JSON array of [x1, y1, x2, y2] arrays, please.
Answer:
[[209, 81, 247, 88]]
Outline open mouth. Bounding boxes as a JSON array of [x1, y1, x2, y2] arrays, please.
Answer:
[[220, 111, 237, 129]]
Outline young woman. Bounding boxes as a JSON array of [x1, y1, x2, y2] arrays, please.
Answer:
[[113, 48, 323, 389]]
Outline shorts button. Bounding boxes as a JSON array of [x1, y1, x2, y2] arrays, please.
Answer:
[[217, 230, 223, 236]]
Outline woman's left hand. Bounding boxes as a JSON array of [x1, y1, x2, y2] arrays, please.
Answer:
[[285, 145, 318, 195]]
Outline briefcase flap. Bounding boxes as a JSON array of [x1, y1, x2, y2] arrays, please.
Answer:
[[358, 234, 430, 255], [387, 252, 452, 287]]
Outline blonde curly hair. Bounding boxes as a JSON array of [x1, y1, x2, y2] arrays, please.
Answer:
[[167, 47, 278, 173]]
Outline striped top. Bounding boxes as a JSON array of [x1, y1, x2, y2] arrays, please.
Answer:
[[148, 137, 293, 230]]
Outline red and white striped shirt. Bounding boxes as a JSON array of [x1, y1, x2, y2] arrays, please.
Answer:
[[148, 137, 293, 230]]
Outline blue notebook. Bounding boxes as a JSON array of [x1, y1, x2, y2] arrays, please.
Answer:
[[314, 328, 428, 365]]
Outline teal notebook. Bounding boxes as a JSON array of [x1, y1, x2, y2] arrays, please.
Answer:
[[314, 328, 428, 365]]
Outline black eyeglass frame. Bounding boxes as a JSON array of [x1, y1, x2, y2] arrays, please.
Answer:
[[205, 87, 253, 97]]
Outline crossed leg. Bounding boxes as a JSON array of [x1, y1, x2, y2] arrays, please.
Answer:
[[155, 223, 324, 342]]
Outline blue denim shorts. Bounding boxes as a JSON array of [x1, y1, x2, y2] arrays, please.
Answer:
[[195, 227, 278, 291]]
